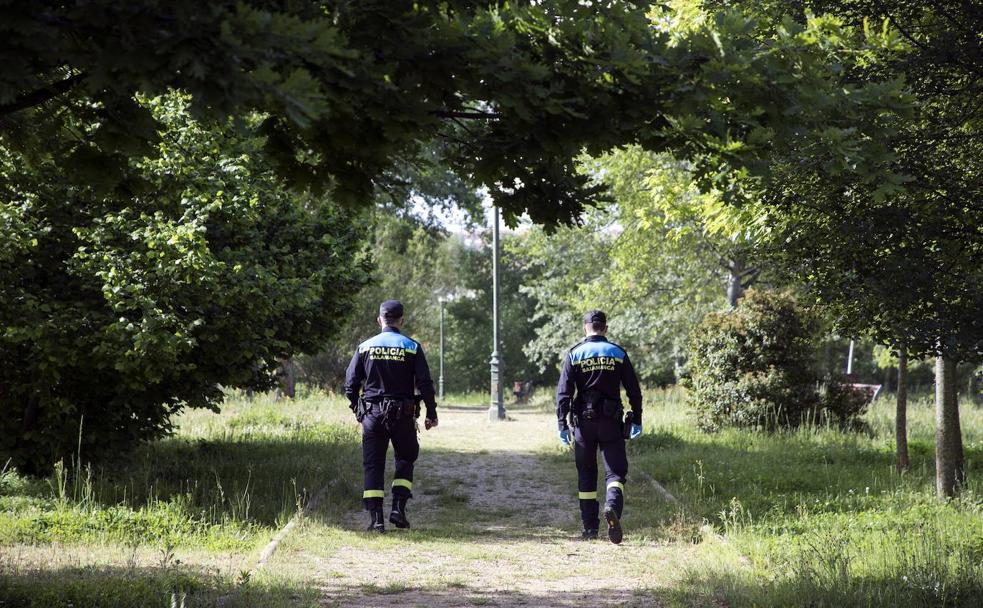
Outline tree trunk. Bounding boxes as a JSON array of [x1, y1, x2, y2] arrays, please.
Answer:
[[935, 355, 963, 498], [276, 357, 296, 400], [726, 259, 744, 308], [954, 363, 966, 487], [895, 350, 909, 473]]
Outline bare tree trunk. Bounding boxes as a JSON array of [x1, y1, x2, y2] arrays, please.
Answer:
[[896, 350, 909, 473], [726, 259, 745, 308], [935, 355, 963, 498], [276, 357, 296, 400]]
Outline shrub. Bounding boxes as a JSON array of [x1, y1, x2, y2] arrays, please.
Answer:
[[820, 375, 873, 430], [685, 290, 823, 431], [0, 95, 370, 474]]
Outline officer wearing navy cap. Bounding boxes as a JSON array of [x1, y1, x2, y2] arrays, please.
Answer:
[[344, 300, 438, 532], [556, 310, 643, 543]]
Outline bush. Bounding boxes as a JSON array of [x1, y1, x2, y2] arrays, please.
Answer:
[[685, 290, 824, 431], [820, 375, 873, 430], [0, 95, 370, 474]]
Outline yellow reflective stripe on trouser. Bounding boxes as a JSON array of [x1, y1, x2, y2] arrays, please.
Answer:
[[607, 481, 625, 492], [392, 479, 413, 490], [578, 491, 598, 500], [363, 489, 385, 498]]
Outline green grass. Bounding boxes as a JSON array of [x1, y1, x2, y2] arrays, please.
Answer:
[[2, 386, 981, 607], [0, 391, 360, 607], [626, 388, 983, 607]]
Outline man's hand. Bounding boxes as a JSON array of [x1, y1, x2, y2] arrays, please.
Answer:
[[424, 418, 438, 430], [629, 423, 643, 440], [558, 428, 572, 446]]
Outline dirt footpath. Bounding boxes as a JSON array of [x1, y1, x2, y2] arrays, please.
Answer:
[[267, 406, 692, 608]]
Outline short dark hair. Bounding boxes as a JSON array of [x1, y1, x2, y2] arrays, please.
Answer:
[[381, 315, 403, 327]]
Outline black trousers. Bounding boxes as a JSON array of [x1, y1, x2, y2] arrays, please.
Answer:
[[573, 416, 627, 529], [361, 412, 419, 510]]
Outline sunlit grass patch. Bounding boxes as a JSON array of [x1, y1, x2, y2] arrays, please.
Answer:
[[629, 388, 983, 607], [0, 393, 360, 551]]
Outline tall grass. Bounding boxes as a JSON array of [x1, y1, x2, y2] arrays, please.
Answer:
[[0, 392, 361, 550], [632, 388, 983, 607]]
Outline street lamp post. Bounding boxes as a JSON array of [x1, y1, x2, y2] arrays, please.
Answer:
[[489, 206, 506, 421], [438, 297, 445, 401], [846, 339, 855, 376]]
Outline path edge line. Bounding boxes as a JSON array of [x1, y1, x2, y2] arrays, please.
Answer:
[[253, 482, 330, 571], [637, 470, 679, 504]]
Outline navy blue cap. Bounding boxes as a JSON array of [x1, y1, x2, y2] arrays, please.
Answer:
[[380, 300, 404, 320], [583, 310, 607, 326]]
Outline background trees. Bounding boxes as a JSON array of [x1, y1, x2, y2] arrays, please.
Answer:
[[716, 0, 983, 497], [2, 0, 972, 504]]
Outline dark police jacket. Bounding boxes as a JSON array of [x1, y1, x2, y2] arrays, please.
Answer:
[[344, 327, 438, 419], [556, 335, 643, 431]]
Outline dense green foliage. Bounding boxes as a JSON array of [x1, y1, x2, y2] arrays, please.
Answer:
[[0, 1, 909, 226], [686, 290, 870, 431], [0, 96, 369, 473]]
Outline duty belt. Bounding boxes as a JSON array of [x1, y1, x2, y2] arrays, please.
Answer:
[[357, 397, 421, 428], [571, 390, 622, 427]]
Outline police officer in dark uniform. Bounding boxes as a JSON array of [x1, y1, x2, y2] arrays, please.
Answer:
[[556, 310, 643, 544], [344, 300, 438, 532]]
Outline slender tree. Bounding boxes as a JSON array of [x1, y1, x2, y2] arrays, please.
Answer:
[[896, 349, 909, 472]]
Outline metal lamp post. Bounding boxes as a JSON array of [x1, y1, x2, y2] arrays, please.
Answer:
[[435, 289, 476, 403], [489, 206, 506, 421], [846, 339, 855, 375]]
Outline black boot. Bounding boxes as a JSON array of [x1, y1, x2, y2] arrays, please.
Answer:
[[604, 506, 623, 545], [366, 507, 386, 533], [581, 528, 598, 541], [389, 496, 410, 529]]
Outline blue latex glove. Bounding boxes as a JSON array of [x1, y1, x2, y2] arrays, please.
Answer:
[[629, 423, 643, 440], [558, 428, 572, 446]]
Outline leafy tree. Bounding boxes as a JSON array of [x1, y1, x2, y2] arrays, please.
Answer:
[[588, 145, 770, 308], [0, 95, 370, 473], [513, 211, 709, 386], [718, 0, 983, 497], [0, 1, 909, 225]]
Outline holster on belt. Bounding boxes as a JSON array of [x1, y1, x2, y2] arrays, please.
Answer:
[[573, 390, 622, 425], [354, 397, 369, 422], [380, 398, 416, 429]]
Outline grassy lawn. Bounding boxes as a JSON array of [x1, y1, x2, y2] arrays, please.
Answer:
[[1, 388, 980, 607], [0, 391, 361, 607], [621, 388, 983, 607]]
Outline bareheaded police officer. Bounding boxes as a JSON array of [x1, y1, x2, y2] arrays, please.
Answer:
[[556, 310, 643, 544], [344, 300, 438, 532]]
